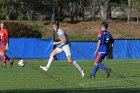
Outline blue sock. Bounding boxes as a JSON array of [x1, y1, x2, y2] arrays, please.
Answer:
[[92, 66, 99, 76], [97, 63, 109, 71]]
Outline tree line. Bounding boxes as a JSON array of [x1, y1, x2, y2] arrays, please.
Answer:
[[0, 0, 140, 23]]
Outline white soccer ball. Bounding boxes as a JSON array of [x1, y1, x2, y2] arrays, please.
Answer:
[[18, 59, 25, 67]]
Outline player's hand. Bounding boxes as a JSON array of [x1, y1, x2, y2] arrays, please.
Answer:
[[5, 44, 9, 50], [94, 50, 97, 55], [52, 42, 58, 45]]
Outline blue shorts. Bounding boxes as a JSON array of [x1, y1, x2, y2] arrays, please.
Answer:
[[95, 52, 108, 64]]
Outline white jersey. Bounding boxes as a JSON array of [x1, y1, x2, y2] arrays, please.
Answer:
[[57, 28, 69, 44], [56, 28, 71, 56]]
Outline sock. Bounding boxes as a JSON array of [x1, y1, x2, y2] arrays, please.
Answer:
[[92, 66, 99, 76], [46, 56, 54, 68], [73, 60, 82, 73], [97, 63, 109, 72], [2, 55, 6, 67], [2, 55, 6, 63]]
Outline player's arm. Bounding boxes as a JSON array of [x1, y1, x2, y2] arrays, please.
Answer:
[[5, 29, 9, 50], [94, 40, 101, 55], [94, 31, 102, 55], [52, 35, 66, 45], [111, 37, 114, 47]]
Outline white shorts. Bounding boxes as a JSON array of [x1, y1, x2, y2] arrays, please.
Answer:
[[56, 44, 71, 56]]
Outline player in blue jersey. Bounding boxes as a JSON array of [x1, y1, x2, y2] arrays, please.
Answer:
[[40, 21, 85, 77], [91, 22, 114, 78]]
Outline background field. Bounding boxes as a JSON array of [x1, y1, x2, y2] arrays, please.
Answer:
[[0, 59, 140, 93]]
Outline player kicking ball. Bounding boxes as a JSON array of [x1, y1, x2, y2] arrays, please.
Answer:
[[40, 21, 85, 77], [91, 22, 114, 78], [0, 22, 14, 67]]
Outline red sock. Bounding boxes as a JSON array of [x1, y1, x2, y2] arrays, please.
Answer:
[[2, 55, 6, 67]]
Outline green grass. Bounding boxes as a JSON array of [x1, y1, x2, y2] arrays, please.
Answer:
[[0, 59, 140, 93]]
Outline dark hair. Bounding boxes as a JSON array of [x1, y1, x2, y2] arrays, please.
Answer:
[[52, 21, 59, 27], [101, 22, 108, 29]]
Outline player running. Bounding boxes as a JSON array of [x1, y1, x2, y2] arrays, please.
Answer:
[[91, 22, 114, 78], [0, 22, 14, 67], [40, 21, 85, 77]]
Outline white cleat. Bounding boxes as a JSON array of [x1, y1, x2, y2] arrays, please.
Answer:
[[40, 66, 48, 72], [81, 69, 85, 77]]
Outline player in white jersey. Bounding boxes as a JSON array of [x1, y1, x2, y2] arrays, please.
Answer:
[[40, 21, 85, 77]]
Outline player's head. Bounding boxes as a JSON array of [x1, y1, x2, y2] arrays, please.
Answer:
[[52, 21, 59, 31], [100, 22, 108, 30], [0, 22, 4, 29]]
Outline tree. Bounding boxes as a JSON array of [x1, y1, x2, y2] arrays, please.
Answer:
[[131, 0, 140, 24], [99, 0, 110, 22], [127, 0, 131, 24], [51, 0, 55, 21], [0, 0, 17, 20]]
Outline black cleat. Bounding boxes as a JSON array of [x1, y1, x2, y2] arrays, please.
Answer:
[[107, 68, 111, 78], [91, 75, 95, 78], [88, 75, 95, 78], [10, 60, 14, 67]]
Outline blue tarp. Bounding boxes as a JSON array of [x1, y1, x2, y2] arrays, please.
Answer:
[[113, 40, 140, 59], [3, 38, 140, 59], [56, 42, 97, 60], [6, 38, 53, 58]]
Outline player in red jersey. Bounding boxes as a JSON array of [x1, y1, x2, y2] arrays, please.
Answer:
[[0, 22, 13, 67]]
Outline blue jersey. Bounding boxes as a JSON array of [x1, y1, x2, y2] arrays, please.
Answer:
[[98, 30, 114, 53]]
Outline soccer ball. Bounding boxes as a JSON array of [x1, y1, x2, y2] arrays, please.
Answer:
[[18, 59, 25, 67]]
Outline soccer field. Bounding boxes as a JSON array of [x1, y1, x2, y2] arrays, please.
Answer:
[[0, 59, 140, 93]]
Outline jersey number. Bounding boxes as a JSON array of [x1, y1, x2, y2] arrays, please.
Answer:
[[104, 32, 111, 44]]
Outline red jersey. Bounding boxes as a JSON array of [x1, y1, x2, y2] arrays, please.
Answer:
[[0, 28, 9, 46]]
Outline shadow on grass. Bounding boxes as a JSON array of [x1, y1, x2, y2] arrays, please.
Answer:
[[1, 88, 140, 93]]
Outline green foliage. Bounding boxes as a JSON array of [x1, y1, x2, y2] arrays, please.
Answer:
[[5, 21, 42, 38], [0, 0, 139, 21], [132, 0, 140, 10]]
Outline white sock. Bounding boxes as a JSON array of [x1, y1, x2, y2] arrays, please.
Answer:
[[46, 56, 54, 68], [73, 60, 82, 73]]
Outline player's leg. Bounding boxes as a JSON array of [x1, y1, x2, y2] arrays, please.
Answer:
[[40, 48, 62, 72], [91, 65, 99, 78], [94, 53, 111, 77], [67, 55, 85, 77], [0, 45, 7, 67], [91, 53, 99, 78], [63, 45, 84, 77], [5, 55, 14, 67], [0, 52, 6, 67], [92, 53, 111, 78]]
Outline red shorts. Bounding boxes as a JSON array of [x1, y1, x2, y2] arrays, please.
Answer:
[[0, 45, 6, 52]]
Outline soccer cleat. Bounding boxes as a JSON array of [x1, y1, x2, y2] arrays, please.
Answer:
[[10, 59, 14, 67], [2, 63, 6, 68], [81, 69, 85, 77], [87, 74, 95, 78], [91, 75, 95, 78], [107, 68, 111, 78], [40, 66, 48, 72], [2, 65, 6, 68]]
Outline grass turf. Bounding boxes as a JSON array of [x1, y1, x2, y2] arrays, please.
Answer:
[[0, 59, 140, 93]]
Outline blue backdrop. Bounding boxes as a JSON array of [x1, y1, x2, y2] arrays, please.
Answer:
[[113, 40, 140, 59], [7, 38, 53, 58], [4, 38, 140, 59]]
